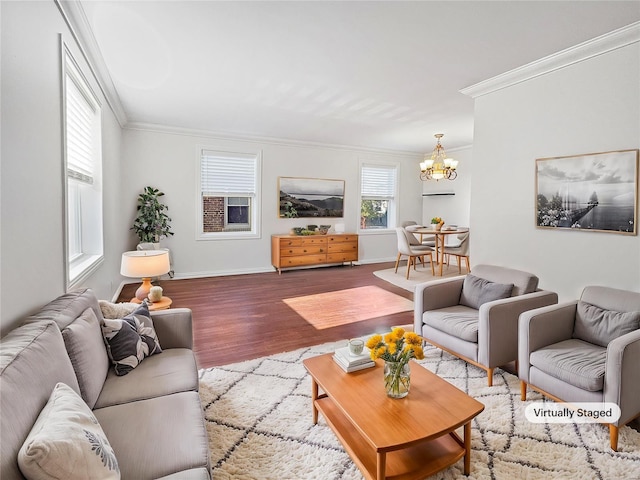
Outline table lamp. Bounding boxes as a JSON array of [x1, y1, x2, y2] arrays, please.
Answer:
[[120, 250, 171, 301]]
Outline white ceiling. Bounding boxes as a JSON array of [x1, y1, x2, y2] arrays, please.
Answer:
[[78, 1, 640, 153]]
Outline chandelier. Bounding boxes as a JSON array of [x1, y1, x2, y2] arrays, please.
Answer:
[[419, 134, 458, 181]]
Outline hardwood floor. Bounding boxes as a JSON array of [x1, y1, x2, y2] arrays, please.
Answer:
[[117, 262, 414, 369]]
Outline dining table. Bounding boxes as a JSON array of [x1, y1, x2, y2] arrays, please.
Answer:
[[412, 226, 470, 276]]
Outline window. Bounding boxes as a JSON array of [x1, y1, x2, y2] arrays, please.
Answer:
[[360, 163, 398, 230], [198, 149, 261, 238], [63, 47, 103, 287]]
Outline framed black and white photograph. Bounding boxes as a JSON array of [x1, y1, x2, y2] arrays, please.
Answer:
[[278, 176, 345, 218], [536, 149, 639, 235]]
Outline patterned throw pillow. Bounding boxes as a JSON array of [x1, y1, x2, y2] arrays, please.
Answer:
[[18, 383, 120, 480], [101, 302, 162, 376]]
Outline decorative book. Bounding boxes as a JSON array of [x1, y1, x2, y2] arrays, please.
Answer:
[[333, 346, 375, 373]]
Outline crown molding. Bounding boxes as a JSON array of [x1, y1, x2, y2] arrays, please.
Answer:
[[55, 0, 128, 126], [461, 21, 640, 99], [125, 122, 424, 157]]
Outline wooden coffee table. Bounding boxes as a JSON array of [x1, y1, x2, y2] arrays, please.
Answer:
[[303, 353, 484, 480]]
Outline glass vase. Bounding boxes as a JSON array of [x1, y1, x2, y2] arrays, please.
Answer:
[[384, 361, 410, 399]]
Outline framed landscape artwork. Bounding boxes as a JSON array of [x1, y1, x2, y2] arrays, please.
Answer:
[[278, 177, 345, 218], [535, 149, 639, 235]]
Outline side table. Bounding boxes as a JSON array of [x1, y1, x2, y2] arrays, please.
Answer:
[[131, 296, 172, 311]]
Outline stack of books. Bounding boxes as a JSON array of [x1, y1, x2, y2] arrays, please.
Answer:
[[333, 346, 375, 373]]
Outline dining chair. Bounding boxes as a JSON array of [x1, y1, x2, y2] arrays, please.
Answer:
[[442, 232, 470, 274], [394, 227, 434, 279], [402, 221, 436, 247]]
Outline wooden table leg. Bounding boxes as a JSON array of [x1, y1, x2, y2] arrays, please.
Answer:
[[464, 421, 471, 475], [376, 451, 386, 480], [438, 234, 445, 276], [311, 378, 319, 425]]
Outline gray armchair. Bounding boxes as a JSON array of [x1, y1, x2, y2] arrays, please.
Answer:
[[519, 286, 640, 451], [414, 264, 558, 386]]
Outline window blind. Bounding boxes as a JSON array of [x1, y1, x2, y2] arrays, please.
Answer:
[[201, 151, 257, 196], [361, 165, 397, 198], [65, 59, 97, 184]]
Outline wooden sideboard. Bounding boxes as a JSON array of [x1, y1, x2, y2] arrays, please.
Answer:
[[271, 234, 358, 274]]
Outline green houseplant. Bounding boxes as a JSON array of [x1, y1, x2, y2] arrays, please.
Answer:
[[131, 186, 174, 243]]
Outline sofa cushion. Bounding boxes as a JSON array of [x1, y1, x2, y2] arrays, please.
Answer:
[[459, 274, 513, 310], [102, 303, 162, 376], [25, 288, 104, 331], [61, 307, 109, 409], [1, 321, 81, 480], [94, 392, 209, 480], [423, 305, 480, 342], [94, 349, 199, 409], [530, 338, 606, 392], [573, 301, 640, 348], [18, 383, 120, 480]]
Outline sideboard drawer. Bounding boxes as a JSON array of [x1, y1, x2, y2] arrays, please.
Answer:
[[280, 254, 327, 267], [327, 243, 357, 254], [281, 237, 327, 247], [280, 246, 325, 256]]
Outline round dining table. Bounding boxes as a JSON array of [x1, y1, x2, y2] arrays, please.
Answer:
[[412, 226, 470, 276]]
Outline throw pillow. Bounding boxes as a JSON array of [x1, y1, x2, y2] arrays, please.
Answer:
[[101, 302, 162, 376], [61, 307, 110, 409], [18, 382, 120, 480], [459, 274, 514, 310], [98, 300, 139, 319], [573, 301, 640, 347]]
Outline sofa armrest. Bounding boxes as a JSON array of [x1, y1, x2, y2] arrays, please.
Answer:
[[478, 290, 558, 367], [413, 276, 465, 334], [605, 329, 640, 425], [518, 301, 577, 383], [151, 308, 194, 350]]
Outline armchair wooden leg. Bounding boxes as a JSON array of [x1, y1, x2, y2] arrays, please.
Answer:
[[406, 257, 412, 279], [520, 381, 527, 400], [610, 424, 619, 451], [464, 257, 470, 273], [394, 253, 402, 273], [487, 368, 494, 387], [429, 253, 435, 275]]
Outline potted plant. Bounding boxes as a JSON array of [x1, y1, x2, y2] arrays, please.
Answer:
[[430, 216, 444, 231], [131, 186, 174, 246]]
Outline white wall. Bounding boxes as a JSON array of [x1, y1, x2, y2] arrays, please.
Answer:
[[1, 1, 127, 333], [421, 146, 472, 228], [470, 42, 640, 301], [121, 127, 424, 277]]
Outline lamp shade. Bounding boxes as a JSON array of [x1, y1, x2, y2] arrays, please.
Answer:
[[121, 250, 170, 278]]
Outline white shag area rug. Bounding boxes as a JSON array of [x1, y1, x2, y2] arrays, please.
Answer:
[[199, 340, 640, 480]]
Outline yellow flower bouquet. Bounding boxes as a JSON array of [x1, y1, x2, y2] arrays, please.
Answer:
[[366, 327, 424, 398], [430, 216, 443, 225]]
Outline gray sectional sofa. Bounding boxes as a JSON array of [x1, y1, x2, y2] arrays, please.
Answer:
[[0, 288, 211, 480]]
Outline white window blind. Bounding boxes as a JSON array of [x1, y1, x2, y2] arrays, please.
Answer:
[[201, 151, 257, 196], [65, 59, 97, 184], [361, 165, 397, 198]]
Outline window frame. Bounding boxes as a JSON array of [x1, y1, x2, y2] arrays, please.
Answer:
[[62, 43, 104, 288], [357, 160, 400, 234], [196, 147, 262, 240]]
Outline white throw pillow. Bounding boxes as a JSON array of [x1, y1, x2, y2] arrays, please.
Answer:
[[18, 383, 120, 480], [99, 300, 139, 319]]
